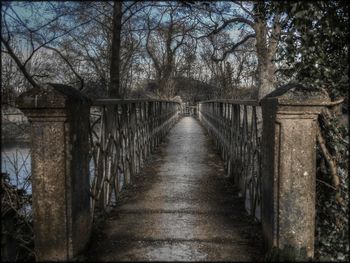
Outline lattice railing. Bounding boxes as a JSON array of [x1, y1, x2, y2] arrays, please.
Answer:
[[198, 100, 262, 221], [89, 99, 180, 216]]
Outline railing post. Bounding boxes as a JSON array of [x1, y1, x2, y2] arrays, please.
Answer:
[[16, 84, 92, 261], [260, 84, 330, 260]]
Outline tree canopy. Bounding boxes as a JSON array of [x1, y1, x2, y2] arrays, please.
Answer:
[[1, 1, 348, 102]]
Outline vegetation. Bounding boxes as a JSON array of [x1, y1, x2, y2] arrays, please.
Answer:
[[316, 111, 349, 261], [275, 1, 349, 100], [1, 151, 33, 261]]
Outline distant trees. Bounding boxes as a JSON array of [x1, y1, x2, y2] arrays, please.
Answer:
[[1, 1, 348, 102], [1, 42, 25, 105], [1, 1, 146, 98], [190, 1, 283, 99], [144, 2, 197, 98], [1, 2, 94, 91], [199, 36, 256, 98]]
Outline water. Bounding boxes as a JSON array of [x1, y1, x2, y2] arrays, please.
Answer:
[[1, 142, 32, 193], [1, 143, 102, 196], [2, 142, 142, 210]]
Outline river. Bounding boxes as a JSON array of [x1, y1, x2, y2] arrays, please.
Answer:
[[1, 142, 32, 193], [1, 142, 100, 195]]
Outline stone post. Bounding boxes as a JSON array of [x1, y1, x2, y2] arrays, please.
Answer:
[[260, 83, 330, 260], [16, 84, 92, 261]]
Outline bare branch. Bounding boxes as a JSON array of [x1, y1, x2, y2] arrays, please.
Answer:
[[211, 33, 256, 62], [0, 35, 40, 89], [2, 5, 12, 43], [122, 1, 138, 15], [22, 15, 98, 68], [122, 4, 147, 26], [43, 46, 84, 90], [317, 129, 338, 189], [232, 1, 254, 18], [68, 33, 107, 84]]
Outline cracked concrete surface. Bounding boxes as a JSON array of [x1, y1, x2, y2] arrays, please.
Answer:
[[85, 117, 263, 261]]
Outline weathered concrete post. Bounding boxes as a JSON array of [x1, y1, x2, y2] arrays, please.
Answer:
[[16, 83, 92, 261], [260, 83, 330, 260]]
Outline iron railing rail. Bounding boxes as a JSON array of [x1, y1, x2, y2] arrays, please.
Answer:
[[89, 99, 180, 216], [198, 100, 262, 221]]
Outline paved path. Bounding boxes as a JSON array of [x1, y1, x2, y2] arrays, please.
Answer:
[[85, 117, 263, 261]]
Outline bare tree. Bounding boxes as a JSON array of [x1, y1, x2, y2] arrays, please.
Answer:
[[144, 2, 197, 98], [109, 1, 122, 98], [1, 2, 97, 90], [193, 1, 282, 99]]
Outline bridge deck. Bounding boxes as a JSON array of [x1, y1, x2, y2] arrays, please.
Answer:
[[85, 116, 263, 261]]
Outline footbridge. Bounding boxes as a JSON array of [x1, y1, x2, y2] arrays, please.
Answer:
[[16, 83, 332, 261]]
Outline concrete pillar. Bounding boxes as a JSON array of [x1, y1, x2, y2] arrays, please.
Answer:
[[260, 83, 330, 260], [16, 83, 92, 261]]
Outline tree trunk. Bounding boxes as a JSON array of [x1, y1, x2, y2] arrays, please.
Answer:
[[254, 2, 278, 100], [109, 1, 122, 98]]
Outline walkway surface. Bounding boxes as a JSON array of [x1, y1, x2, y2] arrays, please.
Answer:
[[85, 117, 263, 261]]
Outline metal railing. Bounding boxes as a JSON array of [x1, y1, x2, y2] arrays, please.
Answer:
[[89, 99, 180, 216], [198, 100, 262, 221]]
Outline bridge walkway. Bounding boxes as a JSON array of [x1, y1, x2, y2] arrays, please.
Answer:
[[85, 116, 263, 261]]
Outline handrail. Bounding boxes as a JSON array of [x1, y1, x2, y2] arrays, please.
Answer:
[[92, 98, 181, 106], [198, 97, 344, 107], [198, 100, 262, 221], [198, 99, 259, 106], [89, 99, 180, 216]]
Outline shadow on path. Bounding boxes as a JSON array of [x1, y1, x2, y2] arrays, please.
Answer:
[[85, 116, 263, 261]]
